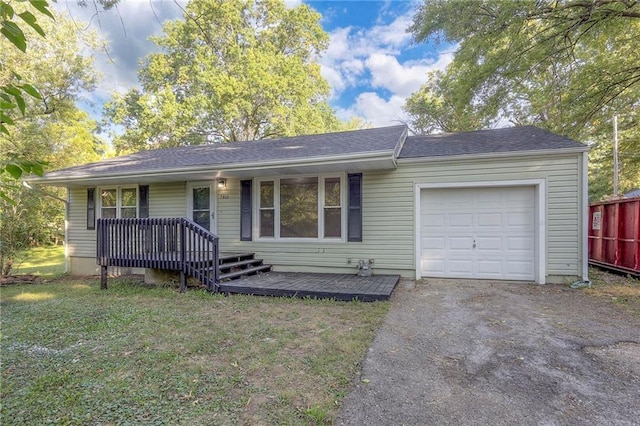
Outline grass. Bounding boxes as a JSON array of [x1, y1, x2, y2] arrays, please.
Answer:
[[584, 266, 640, 316], [0, 276, 389, 425], [12, 246, 65, 277]]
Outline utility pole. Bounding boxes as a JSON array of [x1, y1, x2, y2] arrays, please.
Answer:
[[613, 114, 619, 197]]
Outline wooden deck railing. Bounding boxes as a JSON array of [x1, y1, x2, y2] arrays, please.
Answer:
[[97, 218, 219, 292]]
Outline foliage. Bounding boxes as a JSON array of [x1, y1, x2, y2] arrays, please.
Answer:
[[105, 0, 346, 153], [1, 277, 389, 424], [0, 6, 104, 275], [13, 245, 65, 276], [406, 0, 640, 199], [0, 0, 54, 198], [0, 187, 64, 276], [1, 0, 119, 202]]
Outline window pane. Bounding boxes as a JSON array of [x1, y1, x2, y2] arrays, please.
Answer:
[[260, 181, 274, 208], [348, 207, 362, 240], [280, 177, 318, 238], [193, 187, 210, 210], [260, 210, 274, 237], [121, 188, 137, 207], [101, 189, 116, 207], [348, 177, 361, 207], [324, 208, 341, 238], [121, 207, 137, 218], [325, 177, 341, 207], [101, 208, 117, 218], [194, 211, 210, 230]]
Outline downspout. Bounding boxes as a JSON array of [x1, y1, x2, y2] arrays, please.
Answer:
[[22, 182, 70, 273], [581, 151, 589, 282], [570, 152, 591, 289]]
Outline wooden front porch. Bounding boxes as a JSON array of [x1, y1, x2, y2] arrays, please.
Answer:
[[219, 272, 400, 302], [96, 217, 399, 301]]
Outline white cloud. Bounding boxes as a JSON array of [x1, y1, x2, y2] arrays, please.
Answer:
[[55, 1, 184, 97], [321, 5, 454, 127], [320, 64, 346, 94], [337, 92, 408, 128], [367, 52, 454, 97], [367, 13, 413, 48]]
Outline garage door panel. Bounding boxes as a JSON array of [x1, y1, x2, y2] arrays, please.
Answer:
[[477, 260, 503, 275], [422, 213, 445, 228], [420, 186, 536, 281], [477, 213, 503, 227], [421, 258, 445, 275], [448, 260, 474, 274], [449, 237, 474, 250], [422, 236, 445, 250], [506, 211, 533, 227], [506, 261, 534, 277], [506, 189, 535, 204], [476, 236, 502, 251], [507, 236, 534, 251], [449, 213, 473, 228]]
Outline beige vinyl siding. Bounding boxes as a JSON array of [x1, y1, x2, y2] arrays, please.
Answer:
[[67, 182, 187, 264], [149, 182, 186, 217], [217, 176, 412, 275], [218, 153, 581, 278], [68, 187, 97, 258]]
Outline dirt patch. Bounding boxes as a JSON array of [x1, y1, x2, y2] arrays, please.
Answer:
[[585, 268, 640, 316], [0, 274, 41, 286], [338, 279, 640, 425]]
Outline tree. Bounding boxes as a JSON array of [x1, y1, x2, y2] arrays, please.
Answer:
[[0, 7, 104, 275], [105, 0, 345, 152], [1, 0, 119, 202], [406, 0, 640, 199], [1, 0, 55, 199]]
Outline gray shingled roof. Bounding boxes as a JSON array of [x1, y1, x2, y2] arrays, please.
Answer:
[[43, 125, 407, 179], [400, 126, 587, 159], [35, 125, 588, 184]]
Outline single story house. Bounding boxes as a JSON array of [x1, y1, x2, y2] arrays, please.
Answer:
[[27, 125, 590, 285]]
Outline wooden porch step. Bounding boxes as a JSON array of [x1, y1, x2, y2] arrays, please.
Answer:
[[219, 258, 264, 272], [219, 252, 256, 264], [219, 264, 272, 281]]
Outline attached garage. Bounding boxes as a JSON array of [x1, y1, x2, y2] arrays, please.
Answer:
[[418, 184, 541, 281]]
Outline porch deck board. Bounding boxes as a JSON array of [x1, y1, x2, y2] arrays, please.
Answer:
[[218, 272, 400, 302]]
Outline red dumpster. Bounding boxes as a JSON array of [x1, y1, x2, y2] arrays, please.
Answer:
[[588, 197, 640, 275]]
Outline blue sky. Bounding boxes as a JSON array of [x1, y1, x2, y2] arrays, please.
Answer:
[[56, 0, 454, 128]]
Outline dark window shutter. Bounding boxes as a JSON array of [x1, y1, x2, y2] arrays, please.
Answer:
[[240, 180, 252, 241], [87, 188, 96, 230], [139, 185, 149, 218], [347, 173, 362, 242]]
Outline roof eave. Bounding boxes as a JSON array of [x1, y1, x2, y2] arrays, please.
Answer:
[[26, 151, 397, 187], [397, 146, 590, 164]]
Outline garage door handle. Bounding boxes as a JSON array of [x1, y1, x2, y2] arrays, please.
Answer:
[[473, 240, 476, 249]]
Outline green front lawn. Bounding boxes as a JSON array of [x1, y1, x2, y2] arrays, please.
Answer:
[[13, 245, 65, 277], [0, 277, 389, 425]]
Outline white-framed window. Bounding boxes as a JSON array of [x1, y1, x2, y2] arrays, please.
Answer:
[[255, 174, 345, 241], [99, 187, 138, 218]]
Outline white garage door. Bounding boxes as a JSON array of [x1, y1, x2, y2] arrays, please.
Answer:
[[420, 186, 535, 281]]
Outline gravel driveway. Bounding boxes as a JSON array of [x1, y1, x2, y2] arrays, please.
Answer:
[[338, 279, 640, 425]]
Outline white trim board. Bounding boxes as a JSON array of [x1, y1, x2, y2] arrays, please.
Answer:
[[414, 179, 547, 284]]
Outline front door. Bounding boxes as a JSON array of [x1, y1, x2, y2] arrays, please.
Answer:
[[188, 182, 216, 232]]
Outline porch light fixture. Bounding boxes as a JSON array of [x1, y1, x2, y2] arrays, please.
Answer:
[[217, 178, 226, 189]]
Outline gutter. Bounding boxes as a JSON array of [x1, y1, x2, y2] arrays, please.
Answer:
[[397, 146, 590, 164]]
